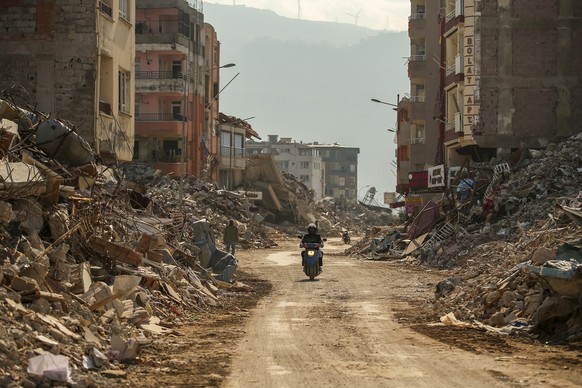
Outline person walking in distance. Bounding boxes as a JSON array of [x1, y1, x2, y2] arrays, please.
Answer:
[[223, 220, 239, 256]]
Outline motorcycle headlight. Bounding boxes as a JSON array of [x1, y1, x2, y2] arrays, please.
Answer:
[[307, 250, 315, 257]]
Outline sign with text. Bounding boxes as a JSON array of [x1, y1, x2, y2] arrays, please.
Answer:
[[428, 165, 445, 188]]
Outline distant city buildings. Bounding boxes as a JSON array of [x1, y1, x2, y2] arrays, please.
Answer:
[[247, 135, 359, 201]]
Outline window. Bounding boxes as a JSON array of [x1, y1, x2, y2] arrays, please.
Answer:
[[300, 161, 309, 169], [172, 101, 182, 120], [276, 161, 289, 170], [118, 70, 130, 114], [119, 0, 129, 21], [300, 175, 309, 182], [350, 164, 356, 173], [99, 0, 113, 18]]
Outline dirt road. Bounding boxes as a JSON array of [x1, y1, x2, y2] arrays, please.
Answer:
[[126, 238, 582, 387]]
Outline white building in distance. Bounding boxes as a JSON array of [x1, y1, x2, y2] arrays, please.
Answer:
[[246, 135, 325, 199]]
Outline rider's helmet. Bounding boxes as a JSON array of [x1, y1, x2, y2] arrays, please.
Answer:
[[307, 223, 317, 234]]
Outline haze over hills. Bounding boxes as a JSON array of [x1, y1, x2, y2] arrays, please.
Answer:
[[203, 3, 410, 199]]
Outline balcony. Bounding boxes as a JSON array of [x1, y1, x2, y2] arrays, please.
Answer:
[[410, 95, 425, 103], [136, 72, 189, 94], [135, 112, 185, 121], [409, 13, 426, 20], [444, 2, 464, 35], [445, 54, 464, 86], [135, 19, 192, 48], [219, 146, 245, 168], [409, 54, 426, 62], [135, 115, 184, 137], [408, 13, 426, 37]]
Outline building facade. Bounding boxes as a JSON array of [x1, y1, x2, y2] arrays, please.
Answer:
[[445, 0, 582, 165], [218, 113, 260, 189], [397, 0, 582, 207], [310, 143, 360, 202], [0, 0, 135, 162], [246, 135, 325, 199], [134, 0, 209, 177], [396, 0, 443, 203]]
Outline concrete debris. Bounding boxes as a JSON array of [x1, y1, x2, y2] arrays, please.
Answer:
[[0, 95, 391, 385], [347, 132, 582, 344]]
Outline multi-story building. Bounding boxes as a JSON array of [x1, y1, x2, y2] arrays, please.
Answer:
[[134, 0, 227, 179], [0, 0, 135, 161], [454, 0, 582, 165], [396, 0, 443, 208], [310, 143, 360, 202], [218, 113, 260, 189], [246, 135, 325, 199], [398, 0, 582, 206], [202, 22, 223, 182]]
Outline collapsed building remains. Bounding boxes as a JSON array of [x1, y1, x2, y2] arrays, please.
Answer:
[[348, 133, 582, 344]]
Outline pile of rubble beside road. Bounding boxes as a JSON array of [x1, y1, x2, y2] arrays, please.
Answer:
[[348, 132, 582, 344], [0, 95, 395, 385]]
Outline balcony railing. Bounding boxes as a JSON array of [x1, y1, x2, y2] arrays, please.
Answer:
[[410, 137, 425, 144], [135, 112, 184, 121], [136, 71, 189, 80], [99, 1, 112, 18], [135, 20, 189, 36], [220, 146, 244, 158], [408, 13, 426, 20], [446, 9, 456, 22], [409, 54, 426, 61], [410, 95, 425, 102]]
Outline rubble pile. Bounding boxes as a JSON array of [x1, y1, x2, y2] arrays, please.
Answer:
[[420, 134, 582, 343], [123, 166, 281, 250], [0, 97, 254, 385], [351, 132, 582, 343]]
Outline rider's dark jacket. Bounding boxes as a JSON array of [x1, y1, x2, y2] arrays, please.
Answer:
[[301, 232, 323, 245]]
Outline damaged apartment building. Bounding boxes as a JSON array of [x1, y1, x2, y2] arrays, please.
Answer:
[[133, 0, 233, 181], [0, 0, 135, 162], [394, 0, 582, 212], [0, 0, 231, 182], [247, 135, 360, 202]]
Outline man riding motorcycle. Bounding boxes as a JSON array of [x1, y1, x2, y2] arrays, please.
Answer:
[[300, 223, 324, 271]]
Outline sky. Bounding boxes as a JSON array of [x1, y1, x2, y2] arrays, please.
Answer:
[[204, 0, 409, 31], [202, 2, 409, 203]]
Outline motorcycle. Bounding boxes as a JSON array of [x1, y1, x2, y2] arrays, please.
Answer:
[[299, 237, 326, 281], [341, 230, 351, 244]]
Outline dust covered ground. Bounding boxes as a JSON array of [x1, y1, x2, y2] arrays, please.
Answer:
[[112, 238, 581, 387]]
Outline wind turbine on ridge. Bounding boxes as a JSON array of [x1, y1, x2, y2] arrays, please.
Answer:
[[345, 6, 363, 25]]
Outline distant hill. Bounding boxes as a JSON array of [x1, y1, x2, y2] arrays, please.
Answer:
[[203, 4, 382, 49], [203, 3, 409, 197]]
